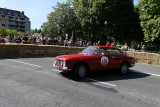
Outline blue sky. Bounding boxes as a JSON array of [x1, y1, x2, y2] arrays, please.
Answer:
[[0, 0, 139, 30]]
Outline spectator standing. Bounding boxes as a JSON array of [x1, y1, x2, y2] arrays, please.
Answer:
[[121, 44, 125, 51], [106, 41, 110, 46], [15, 36, 22, 43], [36, 36, 42, 45], [93, 42, 97, 46], [14, 34, 17, 41], [136, 44, 141, 51], [22, 34, 28, 44], [42, 37, 47, 45], [28, 36, 34, 44], [124, 43, 128, 51], [68, 39, 73, 46], [64, 39, 69, 46], [111, 42, 116, 47], [7, 34, 12, 43], [141, 45, 146, 52], [33, 35, 37, 44], [48, 37, 53, 45], [58, 37, 64, 46], [79, 39, 84, 47], [87, 41, 92, 46], [53, 38, 58, 45], [97, 41, 101, 46]]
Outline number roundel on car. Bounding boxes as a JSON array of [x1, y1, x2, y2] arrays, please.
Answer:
[[101, 56, 109, 66]]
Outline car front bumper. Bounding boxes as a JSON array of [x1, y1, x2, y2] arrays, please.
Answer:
[[53, 64, 71, 72]]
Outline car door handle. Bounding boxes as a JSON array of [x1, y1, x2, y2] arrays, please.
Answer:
[[112, 56, 115, 58]]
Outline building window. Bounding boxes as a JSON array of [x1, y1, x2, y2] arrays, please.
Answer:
[[8, 12, 11, 15]]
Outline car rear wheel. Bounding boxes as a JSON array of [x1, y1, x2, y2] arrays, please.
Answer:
[[120, 63, 129, 74], [73, 63, 87, 80]]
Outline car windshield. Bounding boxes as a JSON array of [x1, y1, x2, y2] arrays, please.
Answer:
[[79, 46, 100, 55]]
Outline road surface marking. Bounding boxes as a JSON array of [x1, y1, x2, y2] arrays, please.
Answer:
[[52, 69, 116, 87], [86, 78, 116, 87], [52, 69, 62, 73], [132, 70, 160, 77], [7, 59, 42, 68]]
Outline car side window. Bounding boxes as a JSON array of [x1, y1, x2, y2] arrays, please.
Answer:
[[111, 48, 123, 55], [100, 47, 112, 55]]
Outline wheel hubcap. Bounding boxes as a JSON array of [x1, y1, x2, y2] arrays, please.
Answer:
[[79, 66, 86, 78], [121, 64, 128, 73]]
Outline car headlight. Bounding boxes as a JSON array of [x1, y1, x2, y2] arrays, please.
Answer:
[[54, 59, 57, 64], [62, 61, 66, 67]]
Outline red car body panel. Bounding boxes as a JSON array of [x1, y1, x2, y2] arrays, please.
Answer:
[[54, 46, 135, 72]]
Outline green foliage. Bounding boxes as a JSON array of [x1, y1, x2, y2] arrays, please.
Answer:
[[41, 2, 81, 39], [73, 0, 138, 44], [0, 27, 7, 37], [31, 28, 42, 35], [0, 27, 24, 37], [6, 29, 24, 37], [138, 0, 160, 44]]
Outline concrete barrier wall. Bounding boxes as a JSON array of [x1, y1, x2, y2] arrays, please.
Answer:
[[0, 44, 160, 66]]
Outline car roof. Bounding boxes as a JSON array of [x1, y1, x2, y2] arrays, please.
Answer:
[[95, 46, 117, 48], [93, 46, 121, 51]]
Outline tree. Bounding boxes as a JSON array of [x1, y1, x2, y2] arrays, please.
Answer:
[[73, 0, 136, 44], [138, 0, 160, 44], [0, 27, 7, 37], [41, 2, 81, 40]]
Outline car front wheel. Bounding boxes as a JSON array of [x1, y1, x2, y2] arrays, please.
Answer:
[[73, 63, 87, 80], [120, 63, 129, 74]]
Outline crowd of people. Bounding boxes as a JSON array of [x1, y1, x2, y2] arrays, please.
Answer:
[[0, 33, 146, 52], [106, 41, 146, 52], [0, 33, 92, 47]]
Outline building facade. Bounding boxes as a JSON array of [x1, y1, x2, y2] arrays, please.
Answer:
[[0, 8, 31, 34]]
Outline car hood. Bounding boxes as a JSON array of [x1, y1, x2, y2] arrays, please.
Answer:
[[55, 54, 97, 61]]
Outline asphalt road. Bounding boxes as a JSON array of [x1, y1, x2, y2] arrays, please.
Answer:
[[0, 58, 160, 107]]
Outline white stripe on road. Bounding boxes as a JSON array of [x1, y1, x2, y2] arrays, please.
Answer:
[[52, 69, 62, 73], [132, 70, 160, 77], [86, 78, 117, 87], [7, 59, 42, 68]]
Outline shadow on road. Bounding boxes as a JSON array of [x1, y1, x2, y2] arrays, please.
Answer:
[[60, 70, 150, 82]]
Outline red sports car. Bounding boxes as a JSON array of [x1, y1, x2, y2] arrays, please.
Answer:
[[53, 46, 135, 80]]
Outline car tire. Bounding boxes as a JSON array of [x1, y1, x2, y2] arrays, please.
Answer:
[[120, 63, 129, 74], [73, 63, 87, 80]]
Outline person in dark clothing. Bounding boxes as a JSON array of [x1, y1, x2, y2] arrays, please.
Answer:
[[53, 38, 58, 45], [33, 35, 37, 44], [15, 36, 22, 43], [42, 37, 47, 45], [136, 44, 141, 51], [22, 34, 28, 44], [47, 37, 53, 45]]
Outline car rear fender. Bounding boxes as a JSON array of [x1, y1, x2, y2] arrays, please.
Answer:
[[121, 61, 130, 67]]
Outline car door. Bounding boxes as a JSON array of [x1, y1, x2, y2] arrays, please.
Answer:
[[110, 48, 124, 69], [99, 47, 116, 70]]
